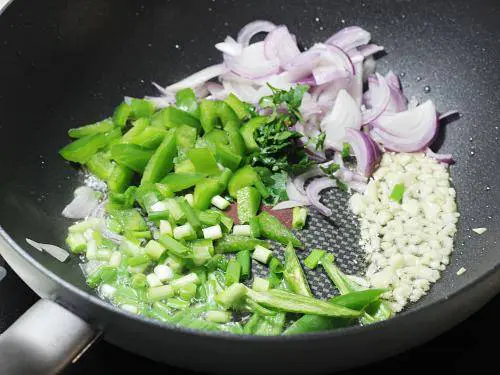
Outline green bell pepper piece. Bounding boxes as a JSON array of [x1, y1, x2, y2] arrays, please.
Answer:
[[174, 158, 196, 173], [110, 144, 154, 174], [204, 129, 244, 171], [227, 165, 268, 198], [215, 235, 267, 253], [120, 117, 150, 144], [161, 172, 204, 192], [151, 106, 201, 131], [176, 124, 197, 156], [224, 93, 250, 120], [60, 129, 120, 164], [141, 129, 177, 184], [193, 177, 224, 210], [175, 88, 200, 118], [112, 102, 132, 128], [198, 210, 221, 226], [199, 100, 240, 133], [68, 118, 114, 138], [130, 127, 166, 149], [219, 168, 233, 190], [236, 186, 261, 224], [129, 98, 155, 119], [178, 197, 202, 236], [108, 164, 134, 193], [239, 116, 269, 151], [109, 208, 148, 232], [188, 148, 220, 176], [85, 151, 114, 181], [283, 243, 312, 296], [257, 211, 302, 248]]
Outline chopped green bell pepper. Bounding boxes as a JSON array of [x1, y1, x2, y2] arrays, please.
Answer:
[[227, 165, 268, 198], [239, 116, 269, 151], [161, 172, 204, 192], [151, 106, 201, 131], [130, 127, 166, 149], [236, 186, 261, 224], [112, 102, 132, 128], [68, 118, 114, 138], [199, 100, 240, 133], [224, 93, 250, 121], [108, 164, 134, 193], [120, 117, 150, 144], [176, 124, 197, 156], [60, 129, 120, 164], [129, 98, 156, 119], [204, 129, 244, 171], [175, 88, 200, 118], [141, 129, 177, 184], [110, 144, 154, 174], [174, 158, 196, 173], [193, 177, 224, 210], [85, 151, 114, 181], [188, 148, 220, 176]]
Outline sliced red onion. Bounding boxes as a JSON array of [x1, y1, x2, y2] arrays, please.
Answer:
[[385, 71, 408, 112], [221, 79, 260, 103], [62, 186, 99, 219], [321, 89, 362, 150], [347, 50, 363, 105], [26, 238, 70, 262], [438, 110, 459, 121], [286, 177, 310, 204], [272, 200, 308, 210], [237, 20, 276, 46], [425, 147, 454, 165], [325, 26, 371, 51], [344, 128, 382, 176], [215, 36, 242, 56], [312, 66, 350, 86], [362, 73, 391, 124], [371, 100, 438, 152], [335, 166, 369, 183], [408, 96, 419, 110], [145, 95, 176, 109], [224, 41, 280, 79], [165, 64, 228, 93], [357, 44, 384, 58], [362, 56, 377, 83], [264, 26, 301, 66], [306, 177, 336, 216], [293, 167, 324, 195]]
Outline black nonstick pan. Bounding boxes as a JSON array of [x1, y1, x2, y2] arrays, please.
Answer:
[[0, 0, 499, 374]]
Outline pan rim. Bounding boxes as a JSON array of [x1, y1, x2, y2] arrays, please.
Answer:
[[0, 225, 498, 341]]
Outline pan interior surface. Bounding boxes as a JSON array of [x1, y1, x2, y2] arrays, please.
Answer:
[[0, 0, 499, 322]]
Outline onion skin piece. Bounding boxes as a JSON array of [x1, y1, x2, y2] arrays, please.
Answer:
[[306, 177, 336, 217]]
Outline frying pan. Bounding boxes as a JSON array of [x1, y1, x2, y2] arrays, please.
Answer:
[[0, 0, 499, 374]]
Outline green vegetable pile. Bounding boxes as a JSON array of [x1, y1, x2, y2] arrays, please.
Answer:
[[59, 87, 391, 335]]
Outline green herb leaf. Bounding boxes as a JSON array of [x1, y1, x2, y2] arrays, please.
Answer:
[[337, 180, 348, 192], [314, 132, 326, 151], [320, 163, 340, 176]]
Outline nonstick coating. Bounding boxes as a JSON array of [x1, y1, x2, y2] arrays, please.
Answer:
[[0, 0, 499, 373]]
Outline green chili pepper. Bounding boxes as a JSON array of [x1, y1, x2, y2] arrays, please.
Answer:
[[257, 211, 302, 248], [283, 243, 312, 296], [68, 118, 114, 138], [175, 88, 200, 118], [141, 129, 177, 184], [215, 235, 267, 253], [151, 106, 201, 131], [188, 148, 220, 176], [236, 186, 261, 224], [110, 144, 154, 174]]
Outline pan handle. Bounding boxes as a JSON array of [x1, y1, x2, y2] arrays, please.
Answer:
[[0, 299, 96, 375]]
